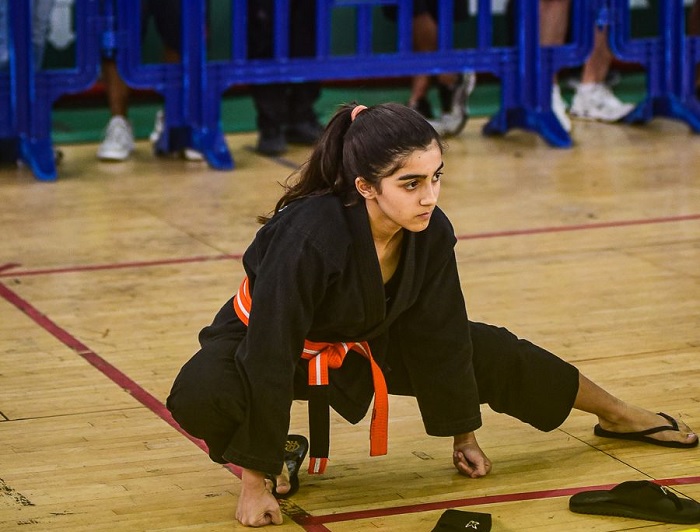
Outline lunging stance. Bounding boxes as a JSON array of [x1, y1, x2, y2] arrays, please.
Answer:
[[167, 102, 697, 527]]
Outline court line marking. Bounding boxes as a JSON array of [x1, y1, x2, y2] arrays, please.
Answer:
[[298, 476, 700, 525], [1, 213, 698, 279], [2, 279, 699, 528], [454, 213, 700, 241], [0, 281, 322, 531], [2, 212, 699, 528]]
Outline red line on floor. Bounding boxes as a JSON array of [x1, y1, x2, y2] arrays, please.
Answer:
[[455, 213, 700, 241], [0, 280, 203, 443], [2, 214, 698, 279], [0, 253, 242, 278], [298, 477, 700, 525], [2, 212, 699, 529], [0, 280, 324, 531], [0, 263, 21, 273]]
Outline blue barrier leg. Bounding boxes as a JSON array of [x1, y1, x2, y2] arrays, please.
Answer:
[[612, 0, 700, 132], [19, 136, 56, 181], [482, 0, 572, 148], [191, 123, 234, 170], [483, 108, 572, 147], [626, 94, 700, 132], [9, 0, 57, 180], [138, 0, 233, 170]]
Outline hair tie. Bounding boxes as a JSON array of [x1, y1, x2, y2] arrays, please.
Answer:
[[351, 105, 368, 122]]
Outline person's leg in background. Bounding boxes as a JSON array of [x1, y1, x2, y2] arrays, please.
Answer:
[[284, 0, 323, 147], [409, 11, 441, 118], [147, 0, 203, 161], [98, 0, 202, 162], [411, 2, 475, 137], [540, 0, 573, 132], [248, 0, 290, 156], [539, 0, 633, 128], [96, 0, 154, 162], [96, 57, 135, 161], [569, 24, 634, 122]]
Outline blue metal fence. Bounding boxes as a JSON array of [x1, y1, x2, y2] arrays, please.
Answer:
[[0, 0, 696, 181]]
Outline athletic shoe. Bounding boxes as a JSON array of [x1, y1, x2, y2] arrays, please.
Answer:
[[285, 121, 324, 145], [551, 84, 572, 133], [256, 128, 287, 156], [570, 83, 634, 122], [429, 71, 476, 137], [150, 110, 205, 161], [97, 116, 134, 161]]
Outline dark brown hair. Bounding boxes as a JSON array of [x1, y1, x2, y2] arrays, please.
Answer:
[[259, 102, 443, 223]]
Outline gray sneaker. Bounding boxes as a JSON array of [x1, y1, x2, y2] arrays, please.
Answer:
[[429, 71, 476, 137], [256, 128, 287, 156]]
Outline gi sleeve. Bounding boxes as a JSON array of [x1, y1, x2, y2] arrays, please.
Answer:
[[222, 222, 339, 475], [395, 250, 482, 437]]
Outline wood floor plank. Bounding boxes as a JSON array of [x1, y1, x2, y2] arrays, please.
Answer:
[[1, 116, 699, 530]]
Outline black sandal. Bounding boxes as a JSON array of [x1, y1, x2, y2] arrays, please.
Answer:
[[267, 434, 308, 499]]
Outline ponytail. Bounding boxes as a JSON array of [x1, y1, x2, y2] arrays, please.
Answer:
[[258, 102, 442, 224]]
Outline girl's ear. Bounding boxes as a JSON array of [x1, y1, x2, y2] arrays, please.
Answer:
[[355, 177, 376, 199]]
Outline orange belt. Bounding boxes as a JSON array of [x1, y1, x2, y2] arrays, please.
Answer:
[[233, 276, 388, 474]]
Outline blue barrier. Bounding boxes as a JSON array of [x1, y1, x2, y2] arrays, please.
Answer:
[[114, 0, 594, 164], [608, 0, 700, 131], [111, 0, 232, 169], [0, 0, 102, 181], [481, 0, 594, 146], [3, 0, 691, 181]]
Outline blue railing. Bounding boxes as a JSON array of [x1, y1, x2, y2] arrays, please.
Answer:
[[0, 0, 696, 181]]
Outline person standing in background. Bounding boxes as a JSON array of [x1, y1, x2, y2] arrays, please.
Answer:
[[248, 0, 324, 156]]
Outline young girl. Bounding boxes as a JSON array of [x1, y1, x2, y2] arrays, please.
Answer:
[[167, 102, 696, 527]]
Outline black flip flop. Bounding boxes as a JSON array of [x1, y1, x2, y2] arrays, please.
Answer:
[[569, 480, 700, 524], [594, 412, 698, 449], [268, 434, 308, 499]]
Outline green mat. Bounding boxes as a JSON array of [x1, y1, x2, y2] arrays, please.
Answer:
[[50, 73, 647, 145]]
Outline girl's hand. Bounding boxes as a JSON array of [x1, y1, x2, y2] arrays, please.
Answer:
[[452, 431, 492, 478], [236, 468, 284, 527]]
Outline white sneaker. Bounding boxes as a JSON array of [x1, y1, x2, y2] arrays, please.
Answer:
[[150, 110, 204, 161], [570, 83, 634, 122], [429, 71, 476, 137], [551, 85, 572, 133], [97, 116, 134, 161]]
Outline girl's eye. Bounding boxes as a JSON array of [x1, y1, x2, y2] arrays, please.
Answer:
[[405, 180, 419, 190], [433, 171, 443, 182]]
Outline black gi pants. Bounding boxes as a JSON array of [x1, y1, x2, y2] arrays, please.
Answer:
[[167, 301, 580, 465]]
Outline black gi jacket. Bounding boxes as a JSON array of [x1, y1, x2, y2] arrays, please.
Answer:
[[219, 194, 482, 475]]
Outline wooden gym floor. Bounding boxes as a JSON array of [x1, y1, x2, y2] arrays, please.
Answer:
[[1, 115, 699, 531]]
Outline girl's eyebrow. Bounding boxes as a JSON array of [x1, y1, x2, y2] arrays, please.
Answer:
[[396, 161, 444, 181]]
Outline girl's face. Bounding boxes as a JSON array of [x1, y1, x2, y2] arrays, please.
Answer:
[[357, 141, 443, 236]]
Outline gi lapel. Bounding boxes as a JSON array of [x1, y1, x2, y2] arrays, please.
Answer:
[[345, 202, 387, 331], [344, 202, 417, 336]]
